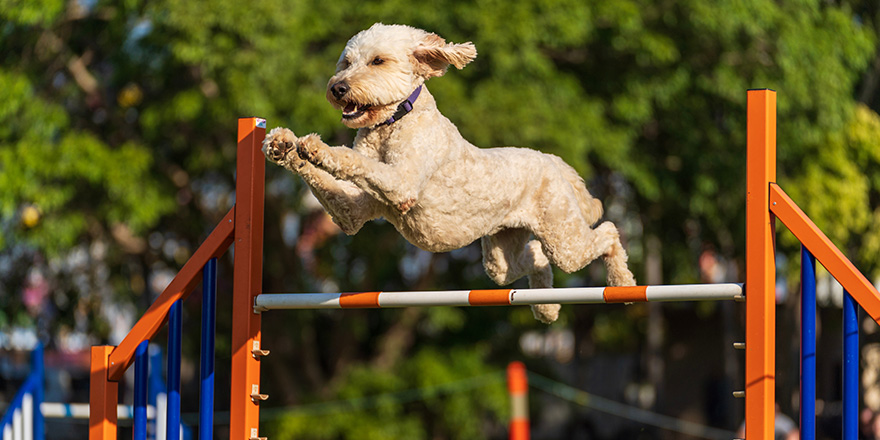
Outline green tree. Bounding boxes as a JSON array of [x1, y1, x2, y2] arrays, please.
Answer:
[[3, 0, 880, 437]]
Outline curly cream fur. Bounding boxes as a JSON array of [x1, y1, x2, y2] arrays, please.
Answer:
[[264, 24, 636, 323]]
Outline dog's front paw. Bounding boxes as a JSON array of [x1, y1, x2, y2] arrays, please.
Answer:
[[263, 127, 301, 167], [296, 133, 327, 166]]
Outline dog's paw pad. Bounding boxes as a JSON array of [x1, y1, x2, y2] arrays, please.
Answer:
[[263, 128, 297, 163], [296, 134, 324, 164]]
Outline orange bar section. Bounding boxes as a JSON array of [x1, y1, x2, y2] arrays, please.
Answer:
[[108, 207, 235, 380], [230, 117, 266, 440], [603, 286, 647, 303], [340, 292, 381, 308], [89, 346, 118, 440], [507, 362, 529, 440], [745, 89, 777, 440], [770, 184, 880, 322], [468, 289, 512, 306]]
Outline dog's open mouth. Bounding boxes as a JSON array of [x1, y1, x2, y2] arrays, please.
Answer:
[[342, 102, 372, 119]]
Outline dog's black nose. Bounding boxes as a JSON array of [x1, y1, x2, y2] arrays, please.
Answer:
[[331, 82, 350, 100]]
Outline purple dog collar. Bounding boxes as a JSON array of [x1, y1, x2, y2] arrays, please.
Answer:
[[380, 85, 422, 126]]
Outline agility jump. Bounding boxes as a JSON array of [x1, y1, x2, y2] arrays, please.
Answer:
[[75, 89, 880, 440]]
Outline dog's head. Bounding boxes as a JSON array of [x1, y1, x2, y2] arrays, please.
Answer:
[[326, 23, 477, 128]]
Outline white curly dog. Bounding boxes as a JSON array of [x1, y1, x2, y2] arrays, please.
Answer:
[[263, 23, 636, 323]]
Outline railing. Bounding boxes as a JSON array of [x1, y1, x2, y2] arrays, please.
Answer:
[[1, 342, 197, 439], [1, 344, 43, 440], [748, 89, 880, 439], [799, 246, 862, 440], [90, 117, 266, 440], [126, 258, 217, 440]]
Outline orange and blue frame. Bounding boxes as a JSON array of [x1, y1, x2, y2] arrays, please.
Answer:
[[747, 89, 880, 439], [88, 118, 265, 440], [86, 94, 880, 439]]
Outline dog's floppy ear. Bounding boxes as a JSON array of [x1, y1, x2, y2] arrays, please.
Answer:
[[413, 33, 477, 78]]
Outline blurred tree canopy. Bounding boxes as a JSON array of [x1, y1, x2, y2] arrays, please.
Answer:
[[2, 0, 880, 438]]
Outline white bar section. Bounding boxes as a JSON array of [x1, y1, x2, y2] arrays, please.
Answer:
[[254, 293, 342, 311], [645, 283, 742, 302], [378, 290, 472, 307], [510, 288, 606, 304], [38, 402, 157, 420], [12, 409, 21, 440], [157, 393, 167, 440], [256, 284, 744, 311], [22, 394, 31, 440], [3, 423, 11, 440]]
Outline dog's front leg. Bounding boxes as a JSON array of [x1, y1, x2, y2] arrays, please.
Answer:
[[263, 128, 382, 234], [297, 134, 425, 214]]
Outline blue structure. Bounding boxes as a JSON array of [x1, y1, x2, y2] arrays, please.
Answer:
[[800, 246, 816, 440], [199, 258, 217, 440], [0, 343, 43, 440], [799, 245, 862, 440], [843, 290, 859, 440]]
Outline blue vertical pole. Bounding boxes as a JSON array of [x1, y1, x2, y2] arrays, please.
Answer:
[[167, 300, 182, 440], [843, 289, 859, 440], [800, 246, 816, 440], [32, 343, 44, 440], [134, 340, 149, 440], [148, 345, 164, 440], [199, 258, 217, 440]]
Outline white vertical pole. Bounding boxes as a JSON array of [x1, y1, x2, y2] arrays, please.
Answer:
[[22, 394, 32, 440], [12, 408, 22, 440], [156, 392, 167, 440], [3, 423, 12, 440]]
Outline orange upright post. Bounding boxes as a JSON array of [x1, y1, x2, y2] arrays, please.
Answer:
[[507, 362, 529, 440], [745, 89, 777, 439], [89, 346, 118, 440], [230, 117, 267, 440]]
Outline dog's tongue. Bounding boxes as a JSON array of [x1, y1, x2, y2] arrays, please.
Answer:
[[344, 102, 357, 113]]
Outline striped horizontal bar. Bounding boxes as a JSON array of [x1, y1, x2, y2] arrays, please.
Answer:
[[254, 283, 743, 311], [40, 402, 156, 420]]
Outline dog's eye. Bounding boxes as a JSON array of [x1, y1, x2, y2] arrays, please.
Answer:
[[371, 57, 384, 66]]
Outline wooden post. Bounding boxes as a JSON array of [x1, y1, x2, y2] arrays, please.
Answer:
[[229, 117, 267, 440], [745, 89, 777, 439]]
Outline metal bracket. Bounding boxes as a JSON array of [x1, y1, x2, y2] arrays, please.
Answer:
[[252, 348, 270, 359], [252, 341, 269, 359], [251, 383, 268, 403]]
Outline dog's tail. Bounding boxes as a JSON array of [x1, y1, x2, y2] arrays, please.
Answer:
[[550, 155, 603, 225]]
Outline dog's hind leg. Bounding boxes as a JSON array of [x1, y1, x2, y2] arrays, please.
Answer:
[[538, 219, 636, 287], [530, 179, 636, 287], [481, 228, 560, 323]]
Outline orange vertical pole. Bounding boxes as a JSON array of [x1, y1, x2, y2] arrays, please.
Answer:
[[230, 117, 267, 440], [507, 362, 529, 440], [745, 89, 777, 439], [89, 346, 118, 440]]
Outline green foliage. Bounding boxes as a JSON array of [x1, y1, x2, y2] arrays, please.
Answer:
[[0, 71, 173, 255], [785, 104, 880, 270], [2, 0, 880, 436], [267, 348, 507, 440]]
